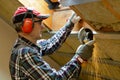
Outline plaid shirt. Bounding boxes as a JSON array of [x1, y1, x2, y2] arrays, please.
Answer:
[[9, 21, 81, 80]]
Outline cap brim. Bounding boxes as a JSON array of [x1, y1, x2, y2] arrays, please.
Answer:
[[37, 14, 50, 19], [13, 13, 50, 24]]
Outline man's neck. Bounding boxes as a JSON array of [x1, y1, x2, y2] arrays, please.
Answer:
[[18, 32, 36, 44]]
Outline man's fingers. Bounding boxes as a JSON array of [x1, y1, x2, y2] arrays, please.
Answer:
[[86, 40, 95, 46]]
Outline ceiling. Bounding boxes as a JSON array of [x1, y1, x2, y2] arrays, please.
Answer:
[[69, 0, 120, 32], [1, 0, 120, 32]]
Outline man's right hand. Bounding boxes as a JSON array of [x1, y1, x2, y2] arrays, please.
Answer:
[[75, 40, 95, 61], [69, 12, 81, 24]]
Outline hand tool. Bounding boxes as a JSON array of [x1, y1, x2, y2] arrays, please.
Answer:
[[78, 27, 93, 44]]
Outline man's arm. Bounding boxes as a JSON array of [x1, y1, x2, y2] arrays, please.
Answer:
[[37, 13, 80, 56], [37, 20, 74, 56], [20, 48, 81, 80]]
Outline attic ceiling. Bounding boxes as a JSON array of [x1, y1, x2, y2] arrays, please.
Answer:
[[60, 0, 120, 32], [1, 0, 120, 32], [69, 0, 120, 32]]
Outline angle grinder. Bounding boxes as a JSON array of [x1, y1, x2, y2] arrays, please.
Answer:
[[78, 27, 93, 44]]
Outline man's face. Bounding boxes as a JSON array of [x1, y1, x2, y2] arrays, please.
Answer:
[[30, 18, 44, 40]]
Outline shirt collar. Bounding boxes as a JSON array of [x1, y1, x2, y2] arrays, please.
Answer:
[[18, 35, 41, 51]]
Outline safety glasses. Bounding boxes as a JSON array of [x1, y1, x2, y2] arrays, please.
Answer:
[[34, 19, 42, 25]]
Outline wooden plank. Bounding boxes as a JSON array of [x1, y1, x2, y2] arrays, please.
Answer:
[[52, 9, 82, 31], [52, 10, 73, 30]]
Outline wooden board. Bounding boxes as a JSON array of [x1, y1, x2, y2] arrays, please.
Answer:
[[52, 9, 82, 31]]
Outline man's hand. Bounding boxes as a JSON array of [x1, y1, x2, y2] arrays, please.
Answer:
[[69, 12, 81, 24], [75, 40, 95, 61]]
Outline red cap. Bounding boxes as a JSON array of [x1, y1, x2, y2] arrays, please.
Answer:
[[12, 7, 50, 24]]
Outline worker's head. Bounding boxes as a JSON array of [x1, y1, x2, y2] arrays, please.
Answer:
[[12, 7, 49, 39], [12, 7, 50, 33]]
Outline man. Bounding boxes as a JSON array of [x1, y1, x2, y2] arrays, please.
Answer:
[[9, 7, 94, 80]]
